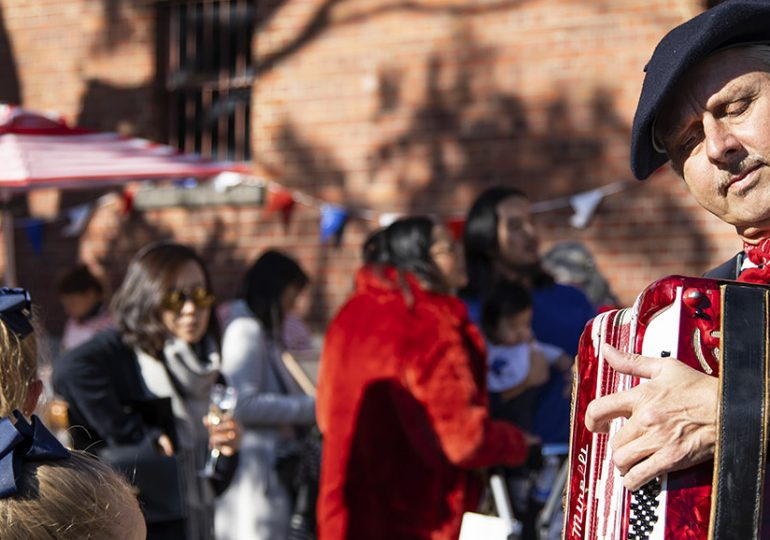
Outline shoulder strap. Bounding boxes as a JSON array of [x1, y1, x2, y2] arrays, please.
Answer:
[[710, 283, 770, 539], [279, 351, 316, 397]]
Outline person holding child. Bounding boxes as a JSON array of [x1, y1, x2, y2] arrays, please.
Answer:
[[480, 280, 571, 432], [480, 280, 572, 538], [462, 187, 594, 539], [462, 186, 595, 445]]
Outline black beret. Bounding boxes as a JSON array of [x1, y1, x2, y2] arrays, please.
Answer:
[[630, 0, 770, 180]]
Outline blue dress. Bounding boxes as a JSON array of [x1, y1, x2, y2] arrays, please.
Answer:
[[530, 284, 595, 444]]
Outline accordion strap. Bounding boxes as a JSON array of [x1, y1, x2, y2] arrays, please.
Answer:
[[710, 284, 770, 539]]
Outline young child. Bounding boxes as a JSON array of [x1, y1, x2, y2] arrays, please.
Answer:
[[0, 287, 145, 540], [57, 264, 112, 351], [0, 413, 146, 540], [481, 280, 572, 537], [481, 280, 571, 431]]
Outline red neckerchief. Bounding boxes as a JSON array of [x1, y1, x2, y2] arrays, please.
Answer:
[[738, 238, 770, 284]]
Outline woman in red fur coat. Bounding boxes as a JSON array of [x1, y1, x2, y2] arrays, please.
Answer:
[[316, 217, 535, 540]]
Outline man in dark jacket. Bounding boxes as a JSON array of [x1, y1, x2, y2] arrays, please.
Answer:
[[585, 1, 770, 536]]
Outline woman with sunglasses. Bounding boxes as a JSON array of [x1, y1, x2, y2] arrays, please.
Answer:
[[215, 249, 315, 540], [54, 241, 241, 540]]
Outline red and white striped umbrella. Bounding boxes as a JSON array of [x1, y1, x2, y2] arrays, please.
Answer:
[[0, 105, 249, 190], [0, 105, 250, 285]]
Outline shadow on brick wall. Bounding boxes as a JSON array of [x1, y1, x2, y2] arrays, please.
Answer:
[[362, 23, 714, 277], [16, 1, 718, 330], [9, 190, 171, 335], [0, 4, 20, 104], [260, 22, 718, 324], [254, 0, 536, 79], [77, 79, 160, 140], [92, 0, 140, 52], [268, 120, 353, 326]]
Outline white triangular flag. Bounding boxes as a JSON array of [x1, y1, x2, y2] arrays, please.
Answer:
[[62, 203, 94, 237], [569, 188, 604, 229], [378, 212, 402, 228]]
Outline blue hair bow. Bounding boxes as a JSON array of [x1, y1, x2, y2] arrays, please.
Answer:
[[0, 411, 70, 498], [0, 288, 33, 339]]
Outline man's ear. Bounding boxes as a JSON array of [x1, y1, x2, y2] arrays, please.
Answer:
[[23, 379, 43, 416]]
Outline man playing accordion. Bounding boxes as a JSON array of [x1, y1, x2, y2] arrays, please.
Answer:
[[583, 1, 770, 537]]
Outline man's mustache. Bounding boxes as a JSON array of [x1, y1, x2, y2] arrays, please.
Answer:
[[716, 156, 764, 195]]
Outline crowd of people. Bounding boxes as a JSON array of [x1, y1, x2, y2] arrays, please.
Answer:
[[8, 183, 610, 540], [3, 0, 770, 538]]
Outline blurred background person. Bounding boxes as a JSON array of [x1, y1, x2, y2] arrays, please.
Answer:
[[480, 280, 570, 432], [541, 240, 619, 312], [462, 186, 594, 445], [0, 287, 145, 540], [57, 264, 112, 352], [0, 415, 147, 540], [317, 216, 535, 540], [0, 288, 42, 420], [54, 242, 240, 540], [41, 263, 112, 447], [216, 249, 316, 540], [462, 187, 595, 539], [480, 279, 572, 537]]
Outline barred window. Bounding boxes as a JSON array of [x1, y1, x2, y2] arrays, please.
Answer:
[[159, 0, 255, 161]]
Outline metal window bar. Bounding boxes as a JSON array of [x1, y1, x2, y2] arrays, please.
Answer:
[[162, 0, 254, 162]]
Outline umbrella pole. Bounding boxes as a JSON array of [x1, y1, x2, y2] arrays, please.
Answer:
[[1, 193, 15, 287]]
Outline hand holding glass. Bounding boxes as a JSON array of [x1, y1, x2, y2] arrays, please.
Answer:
[[201, 384, 238, 478]]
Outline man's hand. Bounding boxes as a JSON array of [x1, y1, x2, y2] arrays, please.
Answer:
[[584, 344, 718, 490]]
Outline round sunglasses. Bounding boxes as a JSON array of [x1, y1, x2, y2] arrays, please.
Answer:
[[161, 287, 215, 313]]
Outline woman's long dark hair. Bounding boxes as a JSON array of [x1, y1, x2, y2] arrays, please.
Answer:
[[381, 216, 448, 292], [362, 228, 388, 264], [111, 241, 219, 357], [239, 250, 308, 337], [461, 186, 552, 299]]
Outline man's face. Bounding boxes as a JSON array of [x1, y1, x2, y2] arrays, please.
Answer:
[[496, 196, 540, 267], [656, 48, 770, 241]]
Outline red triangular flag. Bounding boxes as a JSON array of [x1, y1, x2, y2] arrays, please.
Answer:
[[265, 190, 296, 227], [445, 218, 465, 241], [121, 189, 135, 216]]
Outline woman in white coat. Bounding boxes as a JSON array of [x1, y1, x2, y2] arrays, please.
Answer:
[[215, 250, 315, 540]]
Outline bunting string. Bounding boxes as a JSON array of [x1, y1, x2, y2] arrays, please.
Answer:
[[7, 173, 634, 252]]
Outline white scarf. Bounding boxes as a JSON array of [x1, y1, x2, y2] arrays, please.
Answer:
[[135, 337, 221, 540]]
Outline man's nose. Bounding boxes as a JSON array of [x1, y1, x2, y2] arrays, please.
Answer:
[[704, 116, 741, 164]]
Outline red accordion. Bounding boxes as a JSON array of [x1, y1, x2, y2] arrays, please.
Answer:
[[564, 276, 770, 539]]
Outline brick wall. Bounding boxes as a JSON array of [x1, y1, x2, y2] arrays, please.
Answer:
[[0, 0, 739, 337]]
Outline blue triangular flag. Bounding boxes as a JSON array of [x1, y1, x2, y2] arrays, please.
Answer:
[[320, 204, 349, 244], [23, 219, 45, 256]]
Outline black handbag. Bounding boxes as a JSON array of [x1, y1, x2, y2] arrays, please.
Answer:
[[271, 351, 323, 539], [99, 435, 185, 524], [275, 425, 322, 540], [98, 397, 185, 524]]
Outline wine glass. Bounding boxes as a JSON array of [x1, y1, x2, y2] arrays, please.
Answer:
[[200, 383, 238, 478]]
